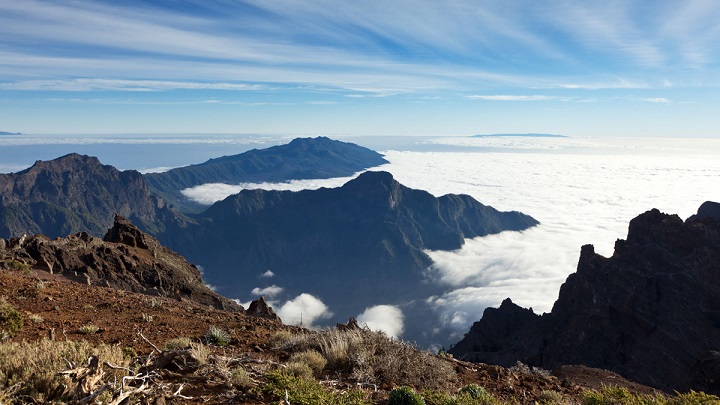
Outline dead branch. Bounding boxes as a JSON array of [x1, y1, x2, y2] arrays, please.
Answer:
[[139, 331, 162, 354]]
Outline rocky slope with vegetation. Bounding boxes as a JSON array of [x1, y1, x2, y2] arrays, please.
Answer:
[[450, 203, 720, 395], [0, 214, 240, 312], [1, 261, 688, 404]]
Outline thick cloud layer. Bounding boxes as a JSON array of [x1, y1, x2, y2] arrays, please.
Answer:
[[356, 305, 405, 338], [180, 173, 372, 205], [175, 137, 720, 343]]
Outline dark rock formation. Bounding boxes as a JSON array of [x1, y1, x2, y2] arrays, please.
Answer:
[[688, 201, 720, 221], [247, 296, 280, 322], [144, 136, 389, 213], [0, 215, 241, 312], [449, 204, 720, 394], [165, 170, 538, 321], [0, 153, 189, 239]]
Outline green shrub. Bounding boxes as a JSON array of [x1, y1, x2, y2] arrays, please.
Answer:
[[0, 298, 23, 339], [389, 386, 425, 405], [121, 347, 137, 359], [289, 349, 327, 376], [205, 325, 230, 346], [262, 369, 371, 405], [538, 390, 565, 404], [668, 391, 720, 405]]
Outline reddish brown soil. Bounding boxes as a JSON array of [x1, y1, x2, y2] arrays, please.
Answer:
[[1, 268, 663, 404]]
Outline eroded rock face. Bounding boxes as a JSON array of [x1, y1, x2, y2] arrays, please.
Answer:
[[0, 215, 242, 312], [246, 296, 280, 322], [450, 203, 720, 394]]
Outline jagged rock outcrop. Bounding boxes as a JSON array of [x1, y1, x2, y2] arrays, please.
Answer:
[[0, 215, 242, 312], [164, 170, 538, 319], [145, 136, 389, 213], [450, 203, 720, 394], [246, 296, 280, 322], [0, 153, 189, 239]]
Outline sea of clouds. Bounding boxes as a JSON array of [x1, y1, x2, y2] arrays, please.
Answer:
[[185, 137, 720, 342]]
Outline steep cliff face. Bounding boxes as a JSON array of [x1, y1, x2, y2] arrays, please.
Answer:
[[144, 136, 389, 212], [450, 203, 720, 394], [0, 215, 241, 312], [0, 153, 188, 239], [165, 170, 538, 318]]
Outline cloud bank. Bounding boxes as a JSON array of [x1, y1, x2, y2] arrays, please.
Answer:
[[180, 171, 374, 205], [356, 305, 405, 338]]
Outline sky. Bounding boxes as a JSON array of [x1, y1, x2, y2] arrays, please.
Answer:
[[2, 0, 720, 137]]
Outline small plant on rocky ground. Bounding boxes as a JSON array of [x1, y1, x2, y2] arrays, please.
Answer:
[[0, 297, 23, 339], [228, 367, 251, 388], [141, 312, 153, 322], [35, 280, 46, 289], [28, 314, 44, 323], [205, 325, 230, 346], [189, 342, 210, 365], [165, 336, 192, 351], [582, 385, 720, 405], [459, 384, 497, 404], [268, 329, 294, 348], [77, 324, 99, 334], [389, 386, 425, 405]]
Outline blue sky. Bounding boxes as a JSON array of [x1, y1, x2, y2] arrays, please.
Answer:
[[1, 0, 720, 137]]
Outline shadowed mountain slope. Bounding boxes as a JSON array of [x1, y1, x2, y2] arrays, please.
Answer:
[[144, 136, 389, 212], [450, 203, 720, 394], [163, 171, 538, 317]]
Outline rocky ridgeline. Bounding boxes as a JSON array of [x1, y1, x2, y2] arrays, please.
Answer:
[[0, 214, 242, 312], [450, 202, 720, 394]]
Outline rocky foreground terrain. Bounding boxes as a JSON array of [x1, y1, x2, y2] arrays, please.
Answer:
[[0, 217, 675, 404], [451, 202, 720, 395]]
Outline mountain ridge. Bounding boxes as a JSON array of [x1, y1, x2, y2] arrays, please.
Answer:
[[145, 136, 389, 212], [449, 203, 720, 394]]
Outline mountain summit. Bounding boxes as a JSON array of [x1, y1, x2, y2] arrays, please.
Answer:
[[144, 136, 388, 212]]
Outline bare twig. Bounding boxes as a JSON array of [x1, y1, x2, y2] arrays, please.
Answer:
[[139, 332, 162, 354], [77, 383, 110, 404]]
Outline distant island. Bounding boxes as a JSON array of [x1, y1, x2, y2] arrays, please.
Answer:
[[0, 131, 22, 135], [472, 133, 568, 138]]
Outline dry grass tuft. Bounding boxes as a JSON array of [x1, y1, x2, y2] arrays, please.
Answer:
[[0, 339, 128, 403], [282, 328, 456, 390]]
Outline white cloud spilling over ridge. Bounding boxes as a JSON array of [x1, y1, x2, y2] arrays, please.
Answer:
[[357, 305, 405, 338], [180, 170, 383, 205], [277, 294, 333, 328], [379, 137, 720, 341]]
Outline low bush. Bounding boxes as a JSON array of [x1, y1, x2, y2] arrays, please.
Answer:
[[263, 369, 371, 405], [289, 349, 327, 376], [77, 324, 99, 334], [228, 366, 251, 388], [282, 328, 456, 390], [582, 386, 720, 405], [389, 386, 425, 405], [285, 361, 314, 380], [0, 298, 23, 339]]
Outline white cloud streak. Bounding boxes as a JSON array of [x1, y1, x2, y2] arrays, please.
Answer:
[[251, 285, 284, 298]]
